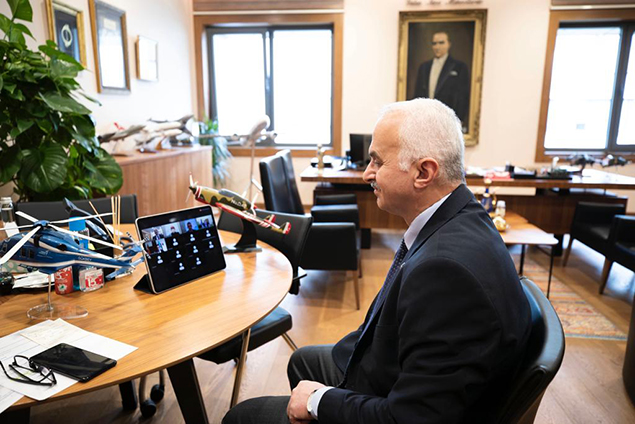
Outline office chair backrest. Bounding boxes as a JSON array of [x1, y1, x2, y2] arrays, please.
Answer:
[[493, 277, 565, 424], [15, 195, 138, 226], [260, 154, 303, 214], [278, 150, 305, 215], [218, 209, 312, 279]]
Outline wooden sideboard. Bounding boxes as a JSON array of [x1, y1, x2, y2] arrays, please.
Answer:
[[115, 146, 213, 217]]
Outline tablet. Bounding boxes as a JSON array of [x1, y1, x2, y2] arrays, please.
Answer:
[[135, 205, 226, 294], [30, 343, 116, 382]]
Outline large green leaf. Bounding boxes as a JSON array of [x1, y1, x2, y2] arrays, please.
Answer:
[[0, 75, 3, 92], [39, 44, 82, 68], [85, 150, 123, 193], [8, 0, 33, 22], [19, 144, 68, 193], [0, 15, 11, 35], [0, 145, 22, 183], [39, 92, 91, 114]]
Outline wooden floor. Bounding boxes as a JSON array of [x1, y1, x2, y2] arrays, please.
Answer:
[[23, 230, 635, 423]]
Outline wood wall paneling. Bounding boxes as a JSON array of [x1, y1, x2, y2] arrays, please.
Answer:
[[116, 146, 213, 217]]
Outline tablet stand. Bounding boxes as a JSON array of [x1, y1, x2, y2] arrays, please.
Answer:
[[223, 220, 262, 254], [134, 274, 154, 294]]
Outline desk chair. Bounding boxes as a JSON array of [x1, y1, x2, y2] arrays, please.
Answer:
[[198, 209, 312, 407], [491, 277, 565, 423], [600, 215, 635, 294], [15, 195, 138, 226], [562, 202, 627, 293], [260, 152, 363, 309]]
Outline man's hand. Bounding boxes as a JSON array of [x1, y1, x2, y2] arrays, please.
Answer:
[[287, 380, 326, 424]]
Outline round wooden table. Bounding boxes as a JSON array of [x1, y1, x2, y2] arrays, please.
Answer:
[[0, 229, 292, 423]]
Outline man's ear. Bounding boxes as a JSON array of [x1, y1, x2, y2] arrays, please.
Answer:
[[414, 158, 439, 189]]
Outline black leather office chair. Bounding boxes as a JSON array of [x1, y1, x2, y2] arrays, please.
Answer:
[[260, 152, 362, 309], [197, 209, 312, 407], [600, 215, 635, 294], [15, 195, 138, 225], [491, 277, 565, 424], [563, 202, 627, 293]]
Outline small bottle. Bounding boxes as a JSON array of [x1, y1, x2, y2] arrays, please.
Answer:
[[0, 197, 19, 237], [495, 200, 506, 218], [481, 188, 493, 213], [316, 144, 326, 170]]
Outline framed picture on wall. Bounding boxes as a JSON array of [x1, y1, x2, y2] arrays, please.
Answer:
[[45, 0, 87, 66], [88, 0, 130, 93], [397, 10, 487, 146], [136, 36, 158, 81]]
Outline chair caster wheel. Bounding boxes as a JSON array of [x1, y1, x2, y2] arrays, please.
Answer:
[[150, 384, 165, 403], [140, 399, 157, 418]]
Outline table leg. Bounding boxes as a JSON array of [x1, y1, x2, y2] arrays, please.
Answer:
[[361, 228, 371, 249], [547, 246, 554, 299], [119, 380, 138, 410], [519, 244, 526, 275], [167, 359, 209, 424], [0, 407, 29, 424]]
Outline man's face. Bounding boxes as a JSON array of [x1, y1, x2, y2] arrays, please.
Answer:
[[362, 113, 417, 219], [432, 33, 450, 58]]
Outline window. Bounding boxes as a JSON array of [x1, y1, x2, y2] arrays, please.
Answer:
[[207, 25, 334, 147], [537, 10, 635, 161], [194, 13, 343, 157]]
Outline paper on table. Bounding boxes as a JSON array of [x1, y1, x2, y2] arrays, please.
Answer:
[[0, 386, 23, 415], [0, 332, 77, 401], [0, 319, 138, 403]]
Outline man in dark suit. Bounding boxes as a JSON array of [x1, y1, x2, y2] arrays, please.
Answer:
[[413, 32, 470, 131], [223, 99, 531, 424]]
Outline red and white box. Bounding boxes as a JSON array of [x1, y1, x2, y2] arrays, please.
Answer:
[[54, 266, 74, 295], [79, 268, 104, 292]]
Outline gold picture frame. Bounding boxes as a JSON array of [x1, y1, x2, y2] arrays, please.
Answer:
[[45, 0, 87, 66], [88, 0, 131, 93], [397, 10, 487, 146], [135, 36, 158, 81]]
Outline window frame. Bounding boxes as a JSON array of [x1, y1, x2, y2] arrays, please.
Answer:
[[536, 9, 635, 162], [194, 13, 343, 158]]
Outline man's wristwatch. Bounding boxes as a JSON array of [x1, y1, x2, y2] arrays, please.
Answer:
[[307, 389, 319, 419]]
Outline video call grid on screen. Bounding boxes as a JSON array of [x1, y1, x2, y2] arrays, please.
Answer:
[[136, 206, 226, 293]]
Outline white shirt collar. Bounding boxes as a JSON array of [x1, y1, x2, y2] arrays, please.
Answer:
[[403, 193, 451, 250], [433, 53, 449, 64]]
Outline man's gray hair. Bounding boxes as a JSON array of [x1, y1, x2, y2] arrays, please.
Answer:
[[378, 98, 465, 185]]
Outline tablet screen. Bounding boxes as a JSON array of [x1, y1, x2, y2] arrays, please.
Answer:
[[136, 205, 226, 293], [30, 343, 116, 382]]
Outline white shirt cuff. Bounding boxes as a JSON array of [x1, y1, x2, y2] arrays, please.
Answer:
[[308, 386, 333, 420]]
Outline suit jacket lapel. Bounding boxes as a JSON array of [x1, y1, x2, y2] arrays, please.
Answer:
[[434, 56, 455, 96], [356, 184, 474, 344]]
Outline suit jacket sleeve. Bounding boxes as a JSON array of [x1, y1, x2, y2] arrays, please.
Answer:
[[413, 63, 428, 99], [318, 257, 503, 424]]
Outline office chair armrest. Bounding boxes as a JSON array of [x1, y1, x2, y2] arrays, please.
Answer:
[[301, 223, 358, 271], [611, 215, 635, 244], [314, 193, 357, 205], [573, 202, 627, 226], [311, 204, 359, 229]]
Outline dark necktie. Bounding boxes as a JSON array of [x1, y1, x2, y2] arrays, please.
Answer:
[[367, 239, 408, 324], [339, 240, 408, 388]]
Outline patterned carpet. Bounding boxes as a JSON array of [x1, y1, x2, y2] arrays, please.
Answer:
[[518, 255, 627, 341]]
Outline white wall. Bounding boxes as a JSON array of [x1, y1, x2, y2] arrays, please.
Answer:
[[226, 0, 635, 211]]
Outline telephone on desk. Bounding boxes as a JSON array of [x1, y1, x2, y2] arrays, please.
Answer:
[[310, 155, 347, 170]]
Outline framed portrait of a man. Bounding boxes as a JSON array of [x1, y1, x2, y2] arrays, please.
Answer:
[[45, 0, 87, 66], [397, 10, 487, 146]]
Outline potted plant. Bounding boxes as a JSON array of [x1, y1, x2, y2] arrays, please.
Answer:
[[0, 0, 122, 201], [199, 117, 232, 187]]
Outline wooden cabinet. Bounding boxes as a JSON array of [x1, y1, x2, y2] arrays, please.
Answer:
[[115, 146, 213, 217]]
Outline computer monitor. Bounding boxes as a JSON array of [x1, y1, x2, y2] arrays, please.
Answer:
[[349, 134, 372, 167]]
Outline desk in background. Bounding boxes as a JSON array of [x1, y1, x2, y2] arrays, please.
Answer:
[[301, 167, 635, 251], [0, 228, 292, 424]]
